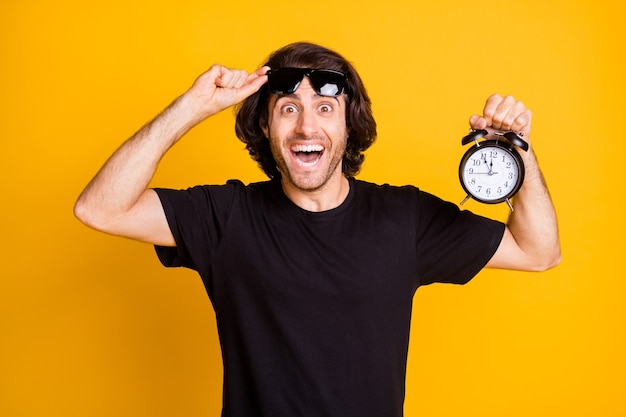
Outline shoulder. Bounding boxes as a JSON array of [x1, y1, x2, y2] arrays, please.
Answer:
[[352, 179, 444, 208], [155, 179, 273, 201], [351, 179, 493, 231], [352, 179, 419, 195], [153, 180, 277, 224]]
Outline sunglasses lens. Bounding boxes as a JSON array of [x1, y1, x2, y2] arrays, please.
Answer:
[[309, 70, 345, 97], [268, 68, 346, 97], [267, 68, 304, 94]]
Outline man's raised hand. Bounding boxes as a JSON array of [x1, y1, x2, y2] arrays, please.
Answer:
[[184, 64, 269, 121]]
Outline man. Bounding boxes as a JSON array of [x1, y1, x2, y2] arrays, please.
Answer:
[[75, 42, 560, 416]]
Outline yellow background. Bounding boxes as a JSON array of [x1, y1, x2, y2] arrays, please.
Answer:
[[2, 0, 624, 416]]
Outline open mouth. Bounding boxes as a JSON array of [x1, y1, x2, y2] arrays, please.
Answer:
[[291, 144, 325, 167]]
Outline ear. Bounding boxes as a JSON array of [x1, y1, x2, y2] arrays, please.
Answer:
[[260, 102, 271, 138], [261, 120, 269, 138]]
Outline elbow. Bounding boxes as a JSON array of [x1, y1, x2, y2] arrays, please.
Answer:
[[546, 251, 563, 271], [73, 195, 107, 231], [549, 250, 563, 269], [73, 197, 94, 228], [530, 249, 562, 272]]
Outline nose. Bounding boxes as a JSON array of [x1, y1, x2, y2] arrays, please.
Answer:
[[294, 107, 319, 137]]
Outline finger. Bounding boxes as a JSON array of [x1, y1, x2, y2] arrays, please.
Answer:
[[469, 114, 487, 130], [481, 93, 504, 127], [233, 68, 269, 102], [510, 108, 532, 137], [497, 100, 527, 130], [192, 64, 222, 86], [482, 94, 532, 134], [494, 99, 532, 136], [489, 95, 518, 130], [216, 68, 248, 89], [233, 69, 251, 88]]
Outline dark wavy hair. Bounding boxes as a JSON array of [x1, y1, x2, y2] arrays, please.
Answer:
[[235, 42, 377, 179]]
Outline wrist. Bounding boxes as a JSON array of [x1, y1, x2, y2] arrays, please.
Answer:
[[176, 91, 216, 126], [520, 147, 545, 185]]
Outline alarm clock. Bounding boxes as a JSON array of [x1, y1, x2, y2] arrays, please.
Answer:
[[458, 129, 529, 212]]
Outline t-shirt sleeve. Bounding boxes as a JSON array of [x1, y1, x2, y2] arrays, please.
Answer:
[[415, 191, 505, 286], [152, 182, 239, 271]]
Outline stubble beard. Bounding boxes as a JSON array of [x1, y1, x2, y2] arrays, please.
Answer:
[[270, 135, 347, 193]]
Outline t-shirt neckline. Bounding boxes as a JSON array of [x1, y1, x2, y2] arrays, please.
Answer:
[[272, 177, 356, 220]]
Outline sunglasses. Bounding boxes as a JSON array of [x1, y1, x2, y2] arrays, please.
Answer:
[[266, 67, 346, 97]]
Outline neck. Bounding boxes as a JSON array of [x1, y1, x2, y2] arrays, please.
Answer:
[[281, 175, 350, 212]]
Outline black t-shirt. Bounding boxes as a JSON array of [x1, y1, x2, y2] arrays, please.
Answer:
[[154, 178, 505, 417]]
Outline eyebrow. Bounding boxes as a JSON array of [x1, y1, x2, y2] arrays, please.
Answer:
[[274, 92, 343, 105]]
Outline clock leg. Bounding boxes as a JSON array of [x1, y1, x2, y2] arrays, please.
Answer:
[[505, 198, 515, 212]]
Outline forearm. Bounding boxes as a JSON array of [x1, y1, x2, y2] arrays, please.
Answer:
[[74, 64, 268, 242], [505, 148, 561, 270], [74, 93, 201, 229]]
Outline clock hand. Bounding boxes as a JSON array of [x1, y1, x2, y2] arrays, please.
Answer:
[[481, 154, 494, 175]]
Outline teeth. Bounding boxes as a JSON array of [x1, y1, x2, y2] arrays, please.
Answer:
[[291, 144, 324, 153]]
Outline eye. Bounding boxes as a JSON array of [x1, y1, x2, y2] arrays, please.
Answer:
[[318, 103, 333, 113], [280, 104, 298, 114]]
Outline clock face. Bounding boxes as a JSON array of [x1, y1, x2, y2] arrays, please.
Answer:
[[459, 141, 524, 204]]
